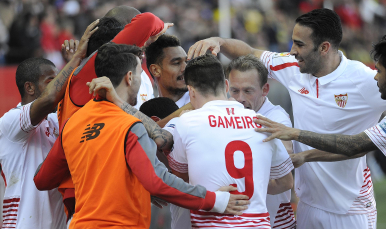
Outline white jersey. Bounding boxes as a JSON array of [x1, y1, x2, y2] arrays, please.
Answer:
[[365, 117, 386, 156], [260, 51, 384, 214], [258, 98, 296, 229], [169, 100, 294, 228], [163, 118, 192, 229], [175, 91, 190, 108], [134, 71, 154, 110], [0, 102, 66, 229]]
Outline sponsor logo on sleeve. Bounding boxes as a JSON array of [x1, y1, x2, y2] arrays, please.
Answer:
[[273, 52, 291, 59]]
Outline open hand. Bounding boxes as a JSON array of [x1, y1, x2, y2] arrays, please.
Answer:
[[188, 37, 221, 60], [224, 193, 250, 215], [61, 19, 99, 62], [290, 153, 306, 168], [254, 115, 300, 142], [144, 23, 174, 47], [86, 76, 120, 104]]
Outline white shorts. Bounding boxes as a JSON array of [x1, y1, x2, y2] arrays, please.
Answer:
[[297, 201, 377, 229]]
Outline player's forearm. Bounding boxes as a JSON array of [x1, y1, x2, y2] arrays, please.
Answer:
[[112, 12, 164, 47], [156, 102, 193, 128], [219, 38, 262, 60], [301, 149, 367, 163], [297, 131, 377, 157], [267, 172, 293, 195], [30, 54, 82, 125], [117, 100, 173, 151]]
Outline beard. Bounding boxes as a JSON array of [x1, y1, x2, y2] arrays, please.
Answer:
[[129, 96, 138, 106], [166, 85, 188, 96], [297, 49, 322, 75]]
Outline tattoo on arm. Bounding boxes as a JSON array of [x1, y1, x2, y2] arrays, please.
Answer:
[[54, 66, 74, 92], [120, 102, 173, 150], [298, 131, 378, 157]]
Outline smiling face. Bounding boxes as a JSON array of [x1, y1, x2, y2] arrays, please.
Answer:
[[228, 69, 269, 112], [290, 23, 322, 75], [157, 46, 188, 96], [374, 60, 386, 100]]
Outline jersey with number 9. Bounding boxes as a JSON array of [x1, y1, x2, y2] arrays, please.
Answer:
[[170, 100, 293, 228]]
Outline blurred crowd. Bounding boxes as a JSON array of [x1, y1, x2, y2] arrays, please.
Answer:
[[1, 0, 386, 67]]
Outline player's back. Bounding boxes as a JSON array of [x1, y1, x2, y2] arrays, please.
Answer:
[[173, 100, 292, 228]]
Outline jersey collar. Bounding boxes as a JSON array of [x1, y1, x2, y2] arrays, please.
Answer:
[[202, 100, 244, 109], [311, 51, 348, 86], [256, 97, 271, 115]]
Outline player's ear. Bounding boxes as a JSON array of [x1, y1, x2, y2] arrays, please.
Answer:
[[150, 116, 161, 122], [187, 85, 195, 98], [125, 71, 133, 86], [225, 79, 229, 93], [320, 41, 331, 55], [149, 64, 161, 80], [262, 83, 269, 96], [24, 82, 36, 97]]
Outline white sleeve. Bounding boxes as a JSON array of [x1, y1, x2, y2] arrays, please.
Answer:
[[167, 121, 188, 173], [270, 139, 294, 179], [260, 51, 299, 87], [364, 117, 386, 156], [0, 102, 40, 142], [350, 65, 386, 111]]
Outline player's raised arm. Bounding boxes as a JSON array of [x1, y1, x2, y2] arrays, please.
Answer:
[[254, 115, 378, 157], [87, 76, 174, 151], [29, 19, 99, 125], [187, 37, 265, 60]]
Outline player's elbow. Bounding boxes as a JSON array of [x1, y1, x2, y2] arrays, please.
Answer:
[[268, 172, 293, 195], [33, 175, 57, 191], [33, 177, 49, 191]]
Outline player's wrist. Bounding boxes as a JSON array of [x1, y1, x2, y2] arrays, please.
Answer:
[[292, 129, 301, 140]]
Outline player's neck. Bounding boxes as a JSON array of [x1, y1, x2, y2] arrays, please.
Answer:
[[195, 93, 228, 109], [314, 51, 341, 78], [157, 85, 186, 103]]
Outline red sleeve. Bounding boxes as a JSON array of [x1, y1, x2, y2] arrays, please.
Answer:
[[125, 126, 215, 211], [69, 13, 163, 106], [34, 123, 71, 190], [112, 12, 164, 47]]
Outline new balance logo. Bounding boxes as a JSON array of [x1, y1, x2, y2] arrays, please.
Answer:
[[226, 108, 235, 115], [298, 87, 309, 94], [80, 123, 105, 143]]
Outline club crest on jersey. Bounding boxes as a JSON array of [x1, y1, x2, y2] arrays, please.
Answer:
[[140, 94, 147, 102], [334, 93, 348, 108]]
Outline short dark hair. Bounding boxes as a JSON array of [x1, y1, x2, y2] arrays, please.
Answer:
[[87, 17, 124, 57], [226, 55, 268, 87], [371, 35, 386, 69], [145, 34, 181, 77], [295, 8, 342, 49], [16, 58, 55, 97], [185, 54, 225, 96], [104, 6, 140, 26], [95, 43, 142, 87], [139, 97, 179, 119]]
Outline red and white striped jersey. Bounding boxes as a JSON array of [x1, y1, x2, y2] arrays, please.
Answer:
[[260, 51, 383, 214], [258, 98, 296, 229], [365, 117, 386, 157], [170, 100, 294, 228], [0, 102, 66, 229]]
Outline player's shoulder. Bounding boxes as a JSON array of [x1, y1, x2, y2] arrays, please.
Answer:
[[261, 51, 297, 64], [344, 59, 376, 79]]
